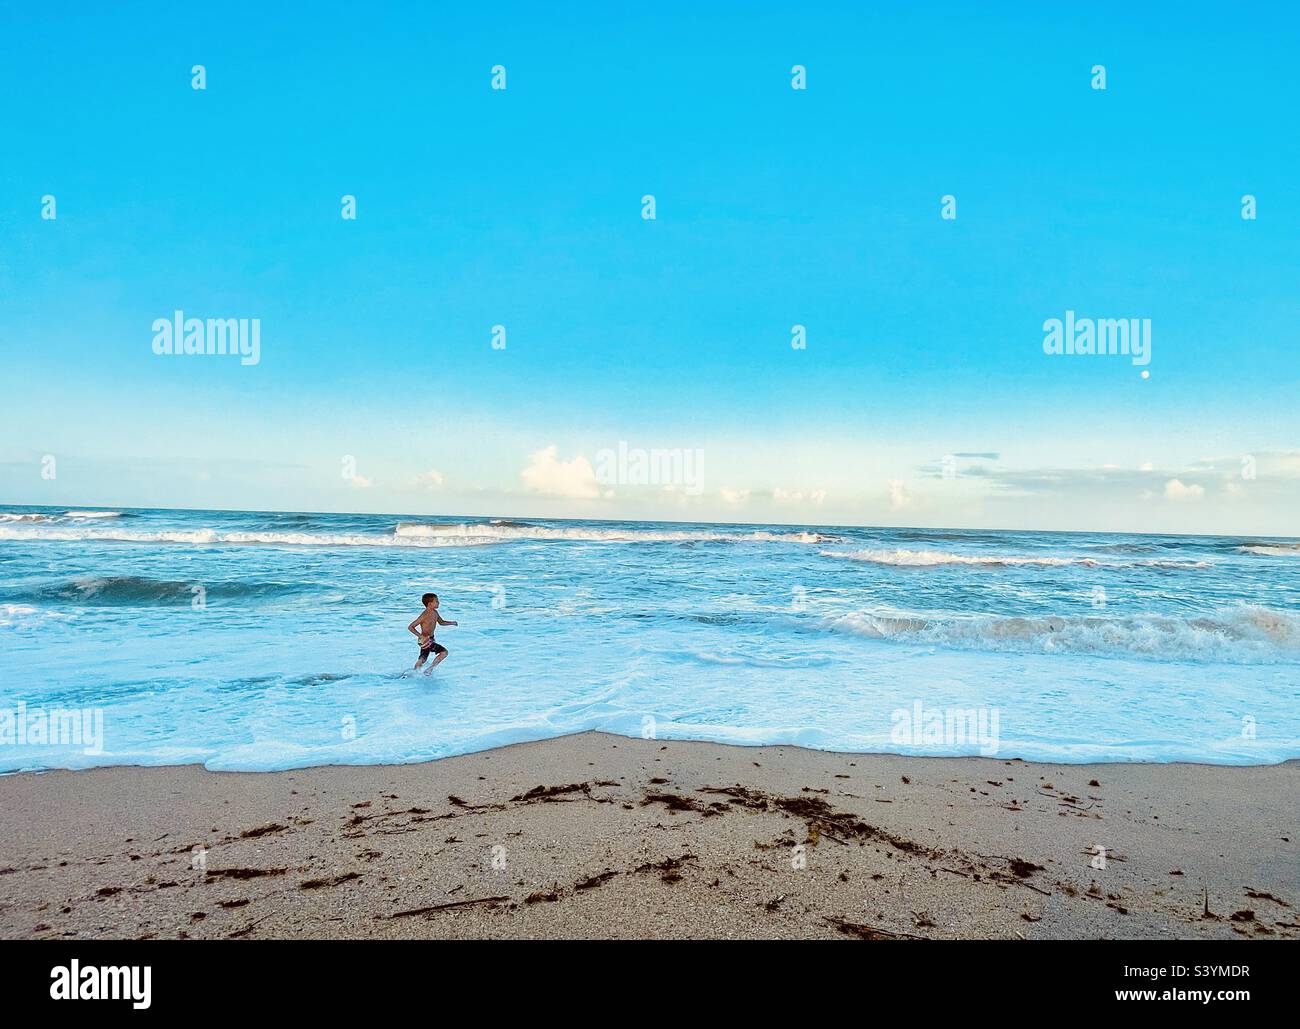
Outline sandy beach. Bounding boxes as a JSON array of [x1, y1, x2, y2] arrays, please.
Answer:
[[1, 732, 1296, 940]]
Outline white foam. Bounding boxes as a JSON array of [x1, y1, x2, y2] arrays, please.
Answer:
[[0, 603, 67, 627], [0, 525, 495, 549], [1240, 544, 1300, 557], [394, 522, 830, 544], [0, 520, 831, 549], [826, 604, 1300, 661], [1, 510, 122, 523], [820, 547, 1208, 569]]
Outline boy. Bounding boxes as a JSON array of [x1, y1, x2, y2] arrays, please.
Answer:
[[408, 592, 457, 672]]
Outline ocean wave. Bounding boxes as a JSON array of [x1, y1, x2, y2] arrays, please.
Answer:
[[0, 520, 831, 549], [820, 547, 1208, 570], [0, 525, 497, 549], [395, 522, 833, 544], [0, 510, 125, 523], [1240, 543, 1300, 557], [827, 605, 1300, 662], [1, 575, 309, 606]]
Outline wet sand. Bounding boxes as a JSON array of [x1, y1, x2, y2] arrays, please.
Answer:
[[1, 732, 1296, 939]]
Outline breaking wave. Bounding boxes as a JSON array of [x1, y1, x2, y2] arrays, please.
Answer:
[[820, 547, 1208, 570], [394, 522, 833, 544], [826, 605, 1300, 662], [1240, 543, 1300, 557], [1, 576, 309, 606], [0, 525, 499, 549], [0, 521, 832, 549], [0, 510, 124, 523]]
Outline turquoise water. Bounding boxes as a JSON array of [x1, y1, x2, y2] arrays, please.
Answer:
[[1, 505, 1298, 770]]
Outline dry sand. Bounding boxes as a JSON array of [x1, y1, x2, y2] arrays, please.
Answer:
[[1, 732, 1296, 940]]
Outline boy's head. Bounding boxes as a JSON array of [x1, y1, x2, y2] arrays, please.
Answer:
[[421, 592, 439, 608]]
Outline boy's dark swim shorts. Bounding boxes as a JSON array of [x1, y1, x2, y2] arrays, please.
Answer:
[[419, 640, 447, 657]]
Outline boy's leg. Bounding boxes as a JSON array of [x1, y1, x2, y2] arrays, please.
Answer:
[[425, 643, 448, 671]]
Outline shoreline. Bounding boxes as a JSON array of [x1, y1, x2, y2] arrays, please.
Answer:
[[5, 724, 1293, 778], [2, 732, 1296, 940]]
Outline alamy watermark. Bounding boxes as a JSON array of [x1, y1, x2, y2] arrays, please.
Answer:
[[152, 310, 261, 366], [595, 442, 703, 494], [890, 700, 1000, 756], [50, 960, 151, 1009], [1, 701, 104, 754], [1042, 310, 1150, 367]]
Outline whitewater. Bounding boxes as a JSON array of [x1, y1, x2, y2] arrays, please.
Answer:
[[1, 505, 1297, 771]]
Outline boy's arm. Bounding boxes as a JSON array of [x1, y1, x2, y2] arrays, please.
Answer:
[[407, 617, 424, 637], [436, 613, 458, 626]]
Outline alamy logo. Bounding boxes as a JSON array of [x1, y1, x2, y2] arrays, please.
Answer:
[[151, 310, 261, 366], [1042, 310, 1150, 366], [595, 442, 703, 495], [50, 960, 151, 1009], [890, 700, 1000, 756], [1, 702, 103, 754]]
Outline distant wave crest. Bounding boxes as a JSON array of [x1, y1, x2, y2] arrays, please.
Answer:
[[820, 547, 1208, 570], [0, 525, 501, 549], [395, 522, 833, 544], [0, 521, 831, 549], [0, 510, 124, 523]]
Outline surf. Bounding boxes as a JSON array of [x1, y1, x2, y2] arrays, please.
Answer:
[[825, 604, 1300, 662], [819, 547, 1209, 570]]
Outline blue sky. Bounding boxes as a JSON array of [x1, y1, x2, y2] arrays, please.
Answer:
[[2, 1, 1298, 534]]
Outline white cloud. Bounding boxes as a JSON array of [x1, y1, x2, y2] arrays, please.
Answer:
[[520, 445, 600, 499], [720, 487, 750, 505], [1139, 462, 1154, 472], [347, 475, 373, 489], [887, 479, 911, 510], [411, 469, 445, 489], [1163, 478, 1204, 502]]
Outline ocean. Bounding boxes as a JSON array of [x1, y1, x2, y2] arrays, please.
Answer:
[[1, 505, 1297, 771]]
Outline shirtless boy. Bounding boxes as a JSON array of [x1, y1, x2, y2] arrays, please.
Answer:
[[408, 592, 457, 672]]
